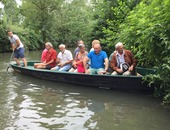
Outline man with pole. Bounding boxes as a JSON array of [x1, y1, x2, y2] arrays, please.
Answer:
[[7, 30, 27, 67]]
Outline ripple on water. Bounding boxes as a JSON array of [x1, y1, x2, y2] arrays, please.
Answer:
[[5, 87, 96, 130]]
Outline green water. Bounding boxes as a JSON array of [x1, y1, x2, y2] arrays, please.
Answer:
[[0, 51, 170, 130]]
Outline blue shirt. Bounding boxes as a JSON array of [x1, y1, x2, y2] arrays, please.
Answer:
[[87, 51, 108, 69]]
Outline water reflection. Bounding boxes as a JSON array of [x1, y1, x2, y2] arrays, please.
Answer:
[[4, 79, 95, 129], [0, 52, 170, 130]]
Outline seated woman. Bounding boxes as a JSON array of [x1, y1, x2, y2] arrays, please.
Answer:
[[69, 44, 88, 73], [51, 44, 73, 71], [34, 42, 57, 69]]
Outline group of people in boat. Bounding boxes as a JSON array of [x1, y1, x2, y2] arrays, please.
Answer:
[[8, 30, 137, 76], [34, 40, 137, 76]]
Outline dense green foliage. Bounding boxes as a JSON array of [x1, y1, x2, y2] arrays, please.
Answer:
[[0, 0, 95, 51], [94, 0, 170, 103], [0, 0, 170, 103], [91, 0, 141, 53], [20, 0, 95, 48], [52, 0, 94, 47]]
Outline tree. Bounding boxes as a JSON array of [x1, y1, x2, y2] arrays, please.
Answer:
[[1, 0, 20, 25], [90, 0, 142, 54], [104, 0, 170, 103], [51, 0, 95, 47], [21, 0, 62, 43]]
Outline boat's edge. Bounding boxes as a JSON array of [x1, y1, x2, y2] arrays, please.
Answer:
[[10, 61, 154, 92]]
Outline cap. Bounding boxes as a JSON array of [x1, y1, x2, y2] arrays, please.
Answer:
[[78, 44, 85, 47]]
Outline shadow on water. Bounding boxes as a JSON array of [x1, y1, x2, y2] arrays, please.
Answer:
[[1, 51, 170, 130]]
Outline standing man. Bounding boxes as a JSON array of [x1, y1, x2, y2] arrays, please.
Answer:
[[7, 30, 27, 67], [83, 41, 109, 74], [51, 44, 73, 71], [34, 42, 57, 69], [110, 42, 137, 76]]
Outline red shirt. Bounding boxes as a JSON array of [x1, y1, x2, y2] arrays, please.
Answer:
[[45, 48, 57, 67], [41, 49, 48, 62]]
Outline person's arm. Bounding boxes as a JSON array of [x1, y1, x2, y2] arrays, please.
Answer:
[[59, 60, 72, 67], [56, 58, 60, 63], [110, 54, 123, 73], [64, 60, 73, 65], [75, 60, 83, 65], [45, 50, 57, 65], [11, 37, 20, 50], [45, 59, 55, 66], [83, 56, 89, 72], [11, 43, 16, 51], [104, 58, 109, 71], [15, 39, 20, 49]]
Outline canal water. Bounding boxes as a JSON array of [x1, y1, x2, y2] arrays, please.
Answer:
[[0, 51, 170, 130]]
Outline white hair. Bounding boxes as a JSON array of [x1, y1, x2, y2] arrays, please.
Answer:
[[59, 44, 66, 48], [45, 42, 53, 47], [115, 42, 123, 49]]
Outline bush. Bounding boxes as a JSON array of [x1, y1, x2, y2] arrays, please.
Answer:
[[103, 0, 170, 103]]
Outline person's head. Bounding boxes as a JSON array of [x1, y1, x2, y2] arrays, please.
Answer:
[[59, 44, 66, 52], [77, 40, 84, 46], [45, 42, 53, 50], [115, 42, 124, 54], [78, 44, 85, 53], [93, 43, 101, 54], [92, 40, 100, 48], [7, 30, 13, 37]]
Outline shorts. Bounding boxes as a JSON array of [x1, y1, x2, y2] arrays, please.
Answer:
[[45, 65, 53, 70], [89, 68, 104, 74], [14, 48, 25, 59]]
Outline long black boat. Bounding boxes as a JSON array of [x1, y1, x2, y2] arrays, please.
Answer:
[[10, 61, 155, 91]]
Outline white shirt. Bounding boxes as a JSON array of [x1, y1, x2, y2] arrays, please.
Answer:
[[116, 52, 125, 67], [58, 50, 73, 64], [90, 48, 94, 52], [9, 34, 24, 49]]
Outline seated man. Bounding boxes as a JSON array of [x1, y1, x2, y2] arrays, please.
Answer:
[[41, 48, 48, 62], [105, 51, 116, 74], [110, 42, 137, 76], [51, 44, 73, 71], [83, 42, 109, 74], [89, 39, 100, 52], [73, 40, 84, 58], [34, 42, 57, 69]]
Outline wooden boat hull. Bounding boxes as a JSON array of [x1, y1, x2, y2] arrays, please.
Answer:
[[10, 61, 155, 91]]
